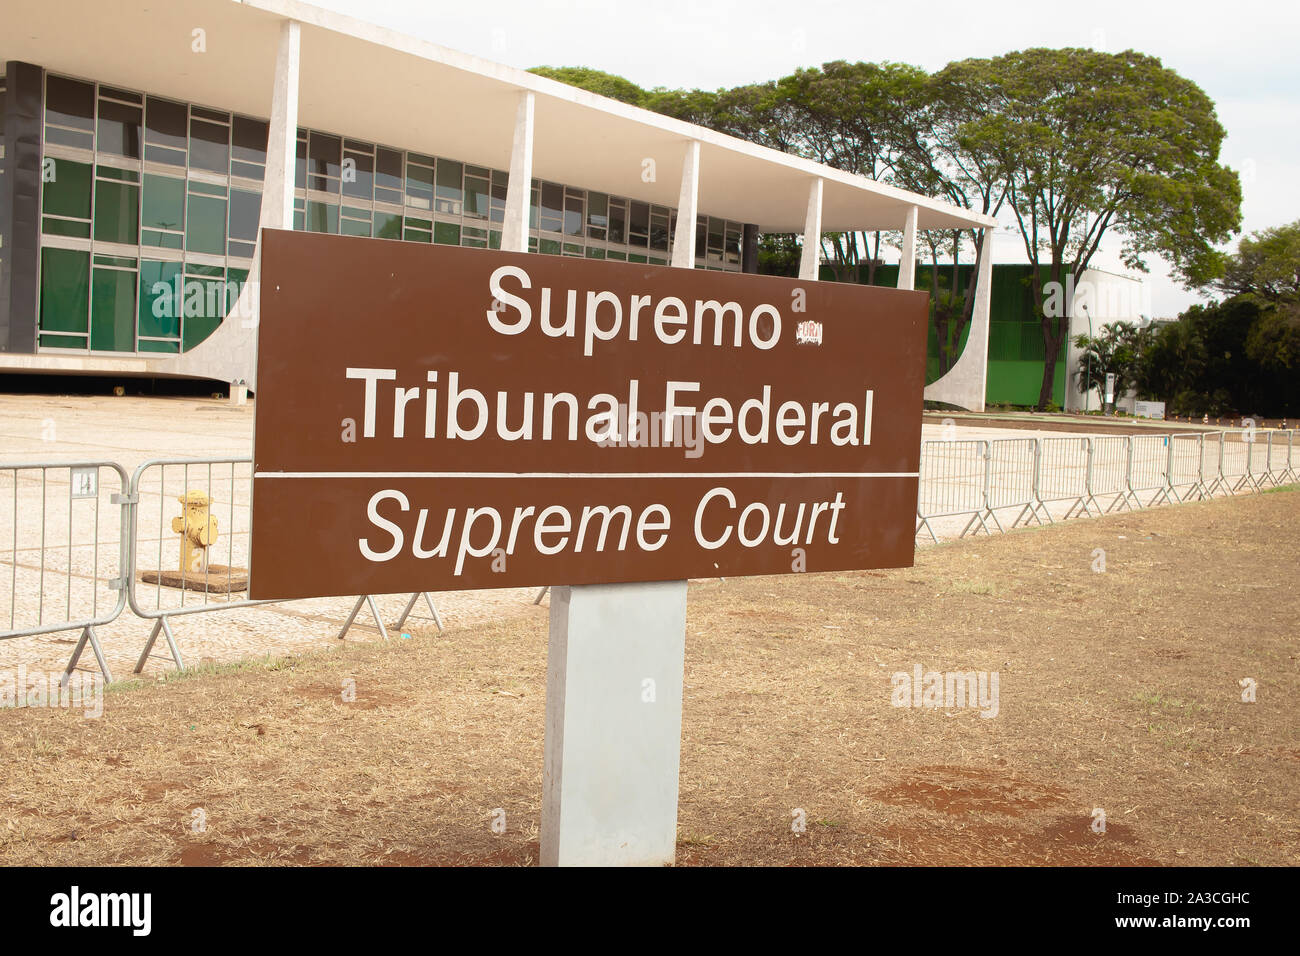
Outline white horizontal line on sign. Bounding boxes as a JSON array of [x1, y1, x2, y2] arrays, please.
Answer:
[[254, 471, 920, 480]]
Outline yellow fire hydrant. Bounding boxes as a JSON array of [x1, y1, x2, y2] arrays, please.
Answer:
[[172, 490, 218, 574]]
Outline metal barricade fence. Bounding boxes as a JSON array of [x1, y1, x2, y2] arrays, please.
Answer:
[[1034, 437, 1090, 520], [916, 440, 989, 541], [125, 457, 277, 673], [1245, 432, 1273, 490], [1219, 430, 1252, 494], [1167, 434, 1205, 502], [1128, 434, 1172, 507], [1277, 431, 1297, 483], [1087, 436, 1131, 513], [0, 461, 130, 681], [1201, 431, 1227, 497], [986, 438, 1038, 530]]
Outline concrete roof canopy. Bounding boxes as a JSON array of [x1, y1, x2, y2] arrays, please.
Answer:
[[2, 0, 995, 234]]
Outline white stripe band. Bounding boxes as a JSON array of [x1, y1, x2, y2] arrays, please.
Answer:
[[254, 471, 919, 479]]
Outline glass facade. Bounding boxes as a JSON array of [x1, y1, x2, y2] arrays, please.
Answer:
[[29, 70, 747, 357]]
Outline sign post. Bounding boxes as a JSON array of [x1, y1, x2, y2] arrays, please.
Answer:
[[251, 230, 929, 864]]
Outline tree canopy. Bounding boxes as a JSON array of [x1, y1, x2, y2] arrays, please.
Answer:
[[532, 51, 1250, 409]]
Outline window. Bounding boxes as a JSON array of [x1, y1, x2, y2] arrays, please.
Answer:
[[141, 174, 185, 248], [96, 88, 142, 159], [405, 154, 434, 210], [435, 159, 463, 215], [45, 75, 94, 150], [41, 158, 92, 238], [587, 192, 608, 241], [375, 148, 403, 205], [228, 189, 261, 257], [342, 141, 374, 201], [628, 201, 649, 248], [308, 131, 341, 192], [608, 198, 626, 244], [231, 116, 268, 179], [564, 190, 585, 237], [39, 247, 90, 347], [90, 257, 138, 352], [185, 181, 227, 255], [539, 182, 563, 233], [145, 96, 188, 166], [138, 259, 182, 351], [93, 167, 140, 245]]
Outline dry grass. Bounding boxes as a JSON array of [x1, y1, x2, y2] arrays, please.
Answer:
[[2, 488, 1298, 866]]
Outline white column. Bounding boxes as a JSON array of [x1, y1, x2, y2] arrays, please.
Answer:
[[798, 177, 824, 281], [897, 204, 918, 290], [970, 227, 994, 409], [262, 20, 300, 231], [171, 19, 298, 389], [501, 91, 534, 254], [671, 140, 701, 268]]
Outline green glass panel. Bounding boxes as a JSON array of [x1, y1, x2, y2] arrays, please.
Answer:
[[185, 263, 225, 278], [406, 161, 434, 208], [435, 160, 463, 209], [39, 334, 87, 349], [585, 247, 606, 259], [433, 222, 460, 245], [42, 159, 92, 219], [228, 189, 261, 241], [90, 267, 137, 352], [93, 179, 139, 244], [403, 227, 431, 243], [142, 175, 185, 232], [188, 180, 227, 198], [182, 276, 226, 351], [185, 194, 226, 255], [141, 230, 183, 249], [606, 250, 626, 261], [42, 218, 91, 238], [489, 230, 501, 250], [39, 247, 90, 334], [341, 218, 371, 237], [538, 238, 561, 256], [305, 202, 338, 234], [94, 255, 137, 268], [96, 166, 139, 183], [138, 339, 179, 353], [138, 260, 182, 338], [293, 211, 304, 231], [374, 211, 402, 240]]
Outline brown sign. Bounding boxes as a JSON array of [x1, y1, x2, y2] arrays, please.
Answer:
[[250, 230, 928, 599]]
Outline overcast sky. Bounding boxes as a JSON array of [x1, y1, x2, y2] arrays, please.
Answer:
[[317, 0, 1300, 318]]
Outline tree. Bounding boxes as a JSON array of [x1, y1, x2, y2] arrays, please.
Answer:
[[1071, 320, 1151, 402], [956, 48, 1242, 409], [1208, 220, 1300, 374], [527, 66, 647, 106]]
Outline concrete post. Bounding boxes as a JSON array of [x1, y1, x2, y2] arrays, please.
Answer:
[[798, 177, 824, 281], [897, 204, 918, 290], [670, 140, 700, 268], [502, 91, 535, 254], [541, 581, 688, 866]]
